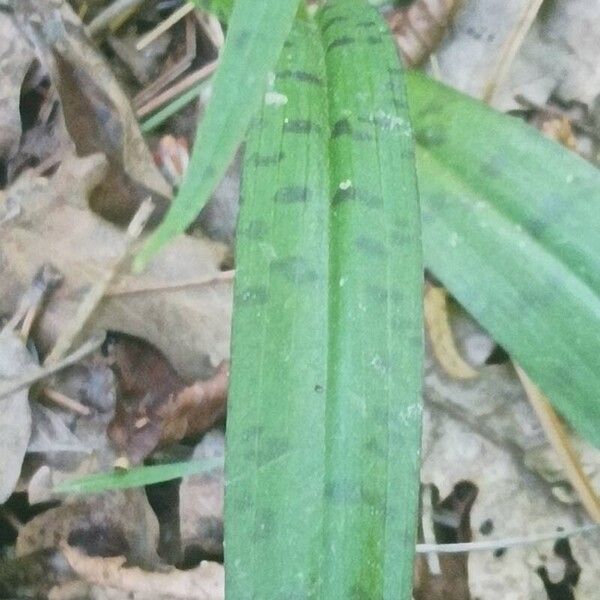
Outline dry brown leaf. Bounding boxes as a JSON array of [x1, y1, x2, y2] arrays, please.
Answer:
[[424, 285, 478, 380], [16, 489, 159, 568], [0, 151, 232, 382], [11, 0, 171, 223], [105, 333, 228, 464], [62, 544, 224, 600]]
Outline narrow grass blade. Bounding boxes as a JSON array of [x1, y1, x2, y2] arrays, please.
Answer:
[[54, 458, 223, 495], [226, 1, 422, 597], [407, 71, 600, 446], [135, 0, 301, 268]]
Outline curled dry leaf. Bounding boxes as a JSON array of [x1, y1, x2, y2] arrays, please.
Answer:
[[62, 544, 224, 600], [424, 285, 478, 379], [105, 333, 228, 464], [10, 0, 171, 223]]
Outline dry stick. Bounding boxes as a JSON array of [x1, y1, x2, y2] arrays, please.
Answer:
[[107, 269, 235, 296], [515, 365, 600, 523], [415, 523, 599, 554], [86, 0, 144, 37], [44, 199, 155, 366], [134, 15, 197, 109], [0, 334, 104, 400], [136, 60, 218, 118], [136, 2, 194, 51], [43, 387, 91, 416], [482, 0, 544, 103]]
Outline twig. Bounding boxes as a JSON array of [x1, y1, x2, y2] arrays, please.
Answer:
[[415, 523, 599, 554], [136, 60, 218, 118], [483, 0, 544, 104], [515, 365, 600, 523], [6, 265, 63, 336], [136, 2, 194, 51], [85, 0, 144, 37], [107, 269, 234, 296], [43, 199, 154, 365], [0, 334, 104, 400], [43, 387, 91, 416], [134, 15, 196, 109]]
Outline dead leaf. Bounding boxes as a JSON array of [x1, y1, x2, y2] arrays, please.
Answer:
[[425, 285, 478, 379], [0, 548, 76, 599], [0, 328, 34, 502], [62, 544, 224, 600], [11, 0, 171, 223], [0, 151, 232, 382], [0, 11, 43, 178], [430, 0, 543, 105], [16, 489, 160, 568], [434, 0, 600, 111], [105, 333, 228, 464]]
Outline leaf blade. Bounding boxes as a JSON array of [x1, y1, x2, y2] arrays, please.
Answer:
[[226, 2, 422, 597], [54, 458, 223, 495], [135, 0, 301, 268], [407, 71, 600, 446], [319, 2, 422, 596]]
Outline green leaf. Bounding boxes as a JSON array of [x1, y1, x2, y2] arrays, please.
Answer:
[[226, 1, 422, 597], [54, 458, 223, 495], [407, 70, 600, 447], [135, 0, 302, 269]]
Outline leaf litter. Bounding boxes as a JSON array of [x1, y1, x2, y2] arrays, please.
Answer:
[[1, 0, 600, 598]]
